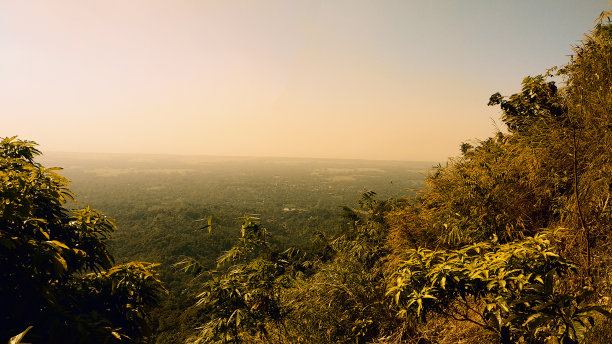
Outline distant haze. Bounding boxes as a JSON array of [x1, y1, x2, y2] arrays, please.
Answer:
[[2, 1, 609, 161]]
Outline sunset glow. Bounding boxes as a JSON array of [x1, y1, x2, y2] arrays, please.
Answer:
[[2, 1, 608, 161]]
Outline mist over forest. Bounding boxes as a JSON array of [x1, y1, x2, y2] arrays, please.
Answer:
[[41, 152, 431, 253]]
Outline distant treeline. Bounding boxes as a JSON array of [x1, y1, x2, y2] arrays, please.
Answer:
[[44, 154, 429, 343]]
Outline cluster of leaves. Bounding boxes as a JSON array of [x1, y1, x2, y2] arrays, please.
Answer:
[[389, 230, 610, 343], [279, 193, 401, 344], [421, 131, 556, 246], [185, 217, 311, 343], [0, 137, 165, 343], [185, 193, 400, 344]]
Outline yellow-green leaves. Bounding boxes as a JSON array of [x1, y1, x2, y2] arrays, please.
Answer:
[[195, 215, 214, 232], [9, 326, 33, 344], [1, 137, 164, 342], [387, 230, 586, 342], [51, 252, 68, 274]]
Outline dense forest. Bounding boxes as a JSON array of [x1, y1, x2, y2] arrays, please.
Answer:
[[39, 153, 429, 343], [3, 10, 612, 344]]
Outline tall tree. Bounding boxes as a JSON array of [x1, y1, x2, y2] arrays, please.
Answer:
[[0, 137, 165, 343]]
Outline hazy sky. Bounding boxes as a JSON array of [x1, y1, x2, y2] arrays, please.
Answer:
[[2, 1, 609, 161]]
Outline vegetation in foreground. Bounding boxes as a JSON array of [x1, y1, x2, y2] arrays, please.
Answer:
[[0, 137, 165, 343]]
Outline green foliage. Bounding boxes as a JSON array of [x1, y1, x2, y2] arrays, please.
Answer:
[[281, 192, 399, 344], [390, 73, 575, 249], [187, 193, 401, 344], [417, 12, 612, 277], [381, 17, 612, 342], [50, 153, 426, 343], [422, 133, 555, 246], [0, 137, 165, 343], [488, 74, 565, 133], [66, 262, 168, 340], [389, 230, 611, 343], [191, 218, 308, 343]]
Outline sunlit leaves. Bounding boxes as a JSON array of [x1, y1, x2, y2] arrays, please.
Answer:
[[387, 230, 611, 343], [9, 326, 33, 344], [192, 218, 297, 343], [0, 137, 164, 343], [195, 215, 214, 233]]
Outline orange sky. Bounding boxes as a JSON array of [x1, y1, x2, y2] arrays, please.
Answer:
[[2, 1, 609, 161]]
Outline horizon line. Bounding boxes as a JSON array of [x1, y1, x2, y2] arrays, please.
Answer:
[[42, 150, 444, 165]]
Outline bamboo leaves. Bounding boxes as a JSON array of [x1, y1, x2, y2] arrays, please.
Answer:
[[387, 230, 610, 343]]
